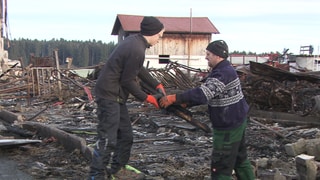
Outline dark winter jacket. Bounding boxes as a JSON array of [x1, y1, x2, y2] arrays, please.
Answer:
[[176, 60, 248, 130], [94, 34, 153, 103]]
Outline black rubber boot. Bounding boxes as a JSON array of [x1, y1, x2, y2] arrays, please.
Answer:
[[88, 139, 111, 180]]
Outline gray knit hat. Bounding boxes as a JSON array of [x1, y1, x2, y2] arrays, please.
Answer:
[[140, 16, 164, 36], [206, 40, 229, 58]]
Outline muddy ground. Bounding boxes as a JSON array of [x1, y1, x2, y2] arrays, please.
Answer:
[[0, 97, 316, 180]]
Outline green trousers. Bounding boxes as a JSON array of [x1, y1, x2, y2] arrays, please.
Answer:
[[211, 120, 255, 180]]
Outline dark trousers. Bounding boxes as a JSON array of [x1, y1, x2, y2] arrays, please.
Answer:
[[89, 98, 133, 178], [211, 120, 255, 180]]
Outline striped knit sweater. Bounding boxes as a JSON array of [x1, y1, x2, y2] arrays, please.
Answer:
[[176, 60, 248, 130]]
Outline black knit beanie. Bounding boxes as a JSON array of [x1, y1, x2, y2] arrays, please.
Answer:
[[140, 16, 164, 36], [206, 40, 229, 58]]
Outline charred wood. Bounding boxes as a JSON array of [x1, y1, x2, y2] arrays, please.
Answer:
[[242, 62, 320, 118]]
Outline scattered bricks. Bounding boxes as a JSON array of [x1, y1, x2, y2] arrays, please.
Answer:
[[285, 138, 306, 156], [273, 169, 287, 180], [315, 131, 320, 138], [256, 157, 269, 168], [258, 168, 286, 180], [305, 139, 320, 160], [286, 138, 320, 160], [296, 154, 317, 180]]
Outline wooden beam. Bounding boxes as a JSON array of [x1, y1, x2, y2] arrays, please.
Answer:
[[21, 121, 93, 160]]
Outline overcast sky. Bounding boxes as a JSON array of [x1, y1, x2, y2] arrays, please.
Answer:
[[5, 0, 320, 54]]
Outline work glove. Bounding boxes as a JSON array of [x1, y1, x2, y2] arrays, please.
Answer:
[[156, 83, 166, 96], [145, 95, 160, 109], [159, 94, 176, 108]]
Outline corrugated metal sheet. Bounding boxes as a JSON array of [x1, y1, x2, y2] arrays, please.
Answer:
[[111, 14, 219, 35]]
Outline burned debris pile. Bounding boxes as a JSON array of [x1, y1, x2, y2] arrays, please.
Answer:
[[239, 61, 320, 118], [1, 59, 320, 179], [0, 55, 95, 105]]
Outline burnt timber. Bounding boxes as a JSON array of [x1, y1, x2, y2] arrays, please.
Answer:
[[1, 59, 320, 179]]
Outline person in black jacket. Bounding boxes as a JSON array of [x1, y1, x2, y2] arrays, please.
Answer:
[[159, 40, 255, 180], [88, 16, 165, 180]]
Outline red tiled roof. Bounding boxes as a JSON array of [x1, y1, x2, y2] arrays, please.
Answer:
[[111, 14, 220, 35]]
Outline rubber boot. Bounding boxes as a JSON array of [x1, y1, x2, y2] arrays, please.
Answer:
[[234, 159, 255, 180], [88, 139, 110, 180]]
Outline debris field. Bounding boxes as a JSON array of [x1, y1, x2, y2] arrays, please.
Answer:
[[1, 60, 320, 179]]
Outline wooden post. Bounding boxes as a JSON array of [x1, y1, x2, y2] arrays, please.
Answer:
[[66, 57, 73, 69], [54, 49, 62, 101]]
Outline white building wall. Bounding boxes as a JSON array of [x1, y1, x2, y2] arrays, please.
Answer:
[[144, 55, 269, 70]]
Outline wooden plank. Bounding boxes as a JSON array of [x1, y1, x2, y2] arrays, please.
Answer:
[[249, 109, 320, 126], [21, 121, 93, 160], [0, 139, 41, 146]]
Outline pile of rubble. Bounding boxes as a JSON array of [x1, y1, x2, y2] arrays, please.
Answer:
[[1, 60, 320, 179]]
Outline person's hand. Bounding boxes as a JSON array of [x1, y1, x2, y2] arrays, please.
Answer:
[[156, 83, 166, 96], [159, 94, 176, 108], [145, 95, 160, 109]]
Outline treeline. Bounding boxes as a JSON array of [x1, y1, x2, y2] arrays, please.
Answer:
[[230, 50, 276, 56], [5, 38, 117, 67], [4, 38, 276, 68]]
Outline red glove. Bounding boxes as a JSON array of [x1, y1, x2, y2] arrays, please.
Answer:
[[159, 94, 176, 108], [156, 83, 166, 96], [145, 95, 160, 109]]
